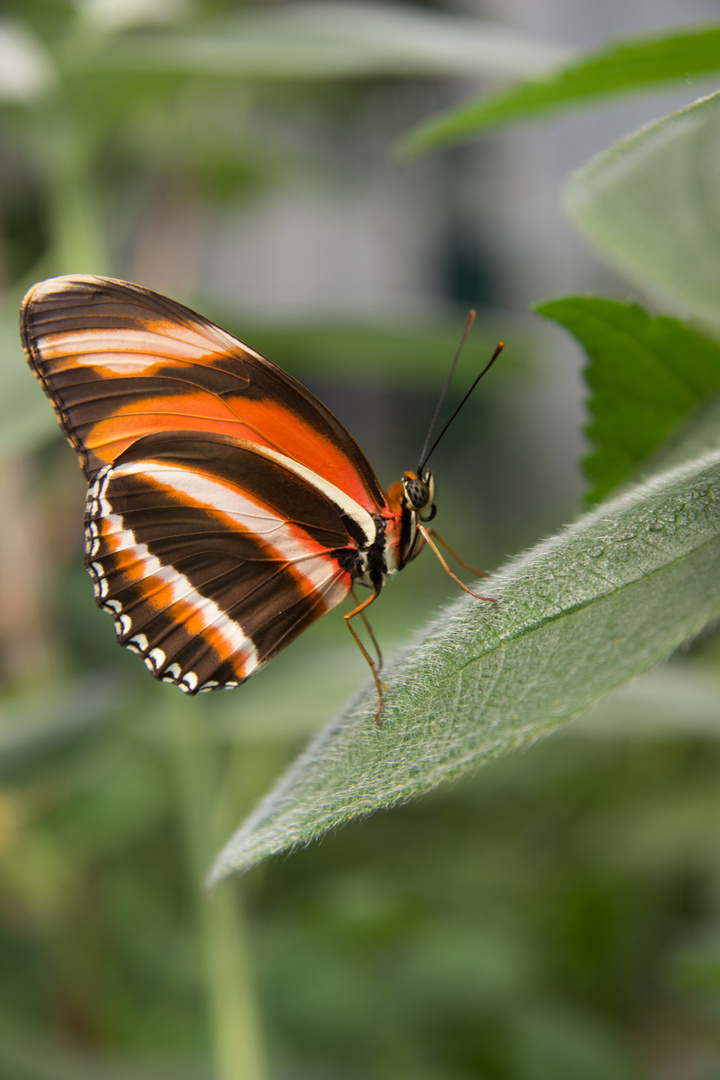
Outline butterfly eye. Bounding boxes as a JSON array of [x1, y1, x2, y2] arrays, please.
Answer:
[[403, 477, 427, 510], [403, 468, 435, 514]]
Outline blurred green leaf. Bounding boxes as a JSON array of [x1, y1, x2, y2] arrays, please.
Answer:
[[535, 297, 720, 503], [70, 4, 566, 81], [209, 450, 720, 882], [507, 1005, 638, 1080], [0, 1017, 197, 1080], [566, 90, 720, 324], [0, 674, 127, 783], [211, 311, 517, 384], [0, 301, 57, 459], [400, 24, 720, 155], [671, 935, 720, 1000], [571, 665, 720, 740]]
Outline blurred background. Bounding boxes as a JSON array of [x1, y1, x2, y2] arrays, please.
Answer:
[[1, 1, 720, 1077]]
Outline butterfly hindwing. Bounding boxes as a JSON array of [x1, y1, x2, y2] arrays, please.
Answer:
[[85, 432, 362, 692]]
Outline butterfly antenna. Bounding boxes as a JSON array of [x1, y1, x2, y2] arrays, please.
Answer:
[[418, 339, 504, 474], [416, 309, 476, 473]]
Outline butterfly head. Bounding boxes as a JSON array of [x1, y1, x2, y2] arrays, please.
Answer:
[[402, 468, 436, 523]]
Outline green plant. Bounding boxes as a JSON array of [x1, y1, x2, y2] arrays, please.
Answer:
[[3, 7, 720, 1079], [214, 45, 720, 884]]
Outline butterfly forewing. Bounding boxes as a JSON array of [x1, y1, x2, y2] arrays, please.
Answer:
[[21, 276, 391, 693], [21, 276, 387, 513]]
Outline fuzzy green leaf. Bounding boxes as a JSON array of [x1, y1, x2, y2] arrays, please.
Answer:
[[566, 91, 720, 323], [401, 25, 720, 156], [209, 450, 720, 883], [535, 297, 720, 503]]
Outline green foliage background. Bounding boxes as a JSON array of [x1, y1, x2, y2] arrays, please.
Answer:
[[1, 3, 720, 1079]]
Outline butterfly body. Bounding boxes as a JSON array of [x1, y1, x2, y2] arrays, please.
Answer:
[[21, 276, 436, 695]]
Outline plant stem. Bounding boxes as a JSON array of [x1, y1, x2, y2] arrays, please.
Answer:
[[169, 700, 268, 1080]]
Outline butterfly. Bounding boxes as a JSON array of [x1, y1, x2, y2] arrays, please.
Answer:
[[21, 276, 499, 715]]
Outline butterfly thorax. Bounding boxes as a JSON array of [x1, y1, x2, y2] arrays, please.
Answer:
[[383, 468, 435, 575]]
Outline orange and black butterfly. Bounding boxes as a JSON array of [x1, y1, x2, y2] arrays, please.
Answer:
[[21, 276, 499, 711]]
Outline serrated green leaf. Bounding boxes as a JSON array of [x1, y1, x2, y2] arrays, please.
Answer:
[[400, 25, 720, 156], [645, 392, 720, 474], [535, 297, 720, 503], [566, 90, 720, 323], [209, 450, 720, 883]]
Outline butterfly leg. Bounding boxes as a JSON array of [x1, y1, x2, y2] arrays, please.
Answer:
[[423, 527, 491, 578], [350, 586, 383, 671], [345, 589, 385, 724], [417, 523, 497, 603]]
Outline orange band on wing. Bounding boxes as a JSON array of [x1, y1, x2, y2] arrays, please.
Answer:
[[85, 392, 384, 516]]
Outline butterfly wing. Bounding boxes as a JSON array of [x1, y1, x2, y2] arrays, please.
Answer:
[[85, 432, 365, 692], [21, 275, 387, 514], [21, 276, 388, 691]]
